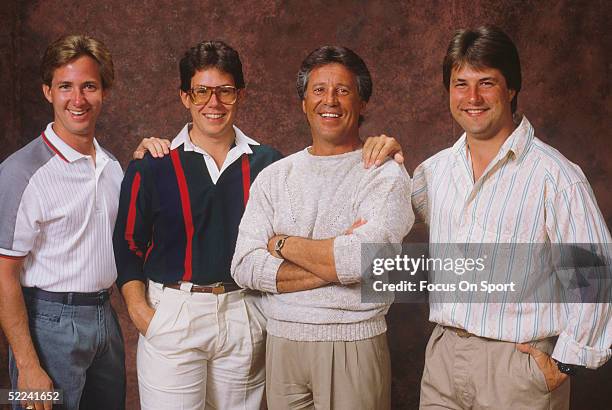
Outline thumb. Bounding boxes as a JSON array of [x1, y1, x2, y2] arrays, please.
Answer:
[[516, 343, 535, 355], [394, 152, 405, 164]]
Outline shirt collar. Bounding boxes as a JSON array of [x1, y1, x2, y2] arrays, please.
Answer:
[[452, 115, 534, 161], [170, 124, 260, 155], [42, 122, 104, 163]]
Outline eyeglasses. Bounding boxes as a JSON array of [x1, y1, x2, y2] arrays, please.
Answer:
[[187, 85, 238, 105]]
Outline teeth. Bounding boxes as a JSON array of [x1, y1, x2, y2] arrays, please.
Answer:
[[466, 109, 485, 114], [205, 113, 225, 119], [69, 109, 86, 116], [320, 113, 340, 118]]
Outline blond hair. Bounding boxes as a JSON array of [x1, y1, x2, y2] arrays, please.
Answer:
[[41, 34, 114, 89]]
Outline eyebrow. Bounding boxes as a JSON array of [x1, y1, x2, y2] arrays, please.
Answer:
[[453, 76, 497, 82], [311, 82, 352, 87], [192, 83, 233, 88]]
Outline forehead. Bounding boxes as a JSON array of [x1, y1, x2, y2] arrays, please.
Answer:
[[308, 63, 357, 86], [191, 67, 235, 86], [52, 55, 102, 83], [451, 64, 505, 81]]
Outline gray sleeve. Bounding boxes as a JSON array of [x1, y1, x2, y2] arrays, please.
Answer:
[[0, 141, 50, 255], [231, 171, 283, 293], [333, 164, 414, 285]]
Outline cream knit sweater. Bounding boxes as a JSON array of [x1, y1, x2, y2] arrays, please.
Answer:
[[231, 148, 414, 341]]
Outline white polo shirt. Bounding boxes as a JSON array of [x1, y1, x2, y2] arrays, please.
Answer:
[[0, 123, 123, 292]]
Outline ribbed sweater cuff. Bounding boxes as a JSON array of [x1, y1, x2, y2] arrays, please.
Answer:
[[258, 253, 282, 293]]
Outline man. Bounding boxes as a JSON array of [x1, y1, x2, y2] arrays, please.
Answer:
[[231, 46, 414, 409], [113, 41, 282, 409], [411, 26, 611, 409], [0, 35, 126, 410]]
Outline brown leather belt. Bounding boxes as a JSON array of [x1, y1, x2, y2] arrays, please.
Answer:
[[163, 282, 242, 294], [444, 326, 478, 338]]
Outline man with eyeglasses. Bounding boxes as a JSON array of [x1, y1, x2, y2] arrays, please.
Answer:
[[113, 41, 282, 409]]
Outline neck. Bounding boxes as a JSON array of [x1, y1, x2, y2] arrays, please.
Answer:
[[466, 121, 517, 181], [52, 124, 96, 157], [310, 134, 362, 156], [189, 125, 235, 168]]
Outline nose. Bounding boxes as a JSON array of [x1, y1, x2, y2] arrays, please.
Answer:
[[72, 88, 86, 106], [207, 90, 223, 107], [468, 85, 483, 104], [323, 88, 338, 105]]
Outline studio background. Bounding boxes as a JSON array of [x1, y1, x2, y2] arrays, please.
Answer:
[[0, 0, 610, 408]]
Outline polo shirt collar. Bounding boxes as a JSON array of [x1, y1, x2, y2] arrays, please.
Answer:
[[42, 122, 107, 163], [170, 124, 259, 156]]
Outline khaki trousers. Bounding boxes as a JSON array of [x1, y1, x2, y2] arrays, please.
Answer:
[[266, 333, 391, 410], [420, 325, 570, 410]]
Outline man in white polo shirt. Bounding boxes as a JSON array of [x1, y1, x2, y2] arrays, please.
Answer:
[[0, 35, 125, 410]]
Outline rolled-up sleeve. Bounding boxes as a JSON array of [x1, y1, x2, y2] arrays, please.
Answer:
[[334, 163, 414, 285], [231, 170, 283, 293]]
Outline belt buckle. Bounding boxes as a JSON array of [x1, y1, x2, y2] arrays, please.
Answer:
[[211, 284, 225, 295], [455, 328, 472, 338]]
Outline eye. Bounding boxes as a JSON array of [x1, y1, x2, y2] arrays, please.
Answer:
[[480, 81, 494, 87], [84, 83, 98, 91], [312, 87, 324, 95], [219, 88, 232, 96], [58, 84, 71, 90], [194, 87, 209, 95], [454, 82, 467, 88], [336, 87, 349, 96]]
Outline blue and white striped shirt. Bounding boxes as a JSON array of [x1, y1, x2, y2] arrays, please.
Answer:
[[412, 116, 611, 368]]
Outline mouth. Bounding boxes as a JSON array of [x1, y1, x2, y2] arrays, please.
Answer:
[[462, 108, 489, 116], [319, 112, 342, 119], [203, 113, 226, 120], [68, 108, 90, 117]]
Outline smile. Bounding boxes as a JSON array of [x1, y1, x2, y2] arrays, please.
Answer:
[[68, 109, 89, 117], [462, 108, 488, 115], [204, 113, 226, 119], [319, 113, 341, 118]]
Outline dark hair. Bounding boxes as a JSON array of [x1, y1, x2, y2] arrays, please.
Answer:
[[41, 34, 114, 89], [443, 26, 521, 113], [297, 46, 372, 126], [179, 41, 245, 91]]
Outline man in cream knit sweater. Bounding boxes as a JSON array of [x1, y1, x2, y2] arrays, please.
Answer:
[[231, 46, 414, 409]]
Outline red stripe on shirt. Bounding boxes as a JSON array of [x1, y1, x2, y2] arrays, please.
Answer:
[[0, 254, 26, 260], [41, 133, 69, 162], [241, 154, 251, 207], [170, 149, 194, 281], [145, 234, 155, 262], [125, 172, 143, 258]]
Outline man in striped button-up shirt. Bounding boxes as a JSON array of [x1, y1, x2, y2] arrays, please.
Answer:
[[412, 26, 611, 409]]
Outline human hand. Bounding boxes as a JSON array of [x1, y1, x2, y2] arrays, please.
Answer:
[[128, 303, 156, 336], [362, 134, 404, 168], [344, 218, 367, 235], [133, 137, 171, 159], [516, 343, 569, 392], [17, 363, 54, 410]]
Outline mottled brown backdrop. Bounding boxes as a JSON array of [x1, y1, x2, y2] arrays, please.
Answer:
[[1, 0, 610, 409]]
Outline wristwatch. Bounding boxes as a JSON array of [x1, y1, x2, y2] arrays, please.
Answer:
[[555, 360, 578, 376], [274, 236, 290, 259]]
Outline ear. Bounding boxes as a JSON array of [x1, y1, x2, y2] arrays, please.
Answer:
[[102, 88, 109, 100], [508, 88, 516, 102], [360, 100, 367, 111], [180, 90, 191, 109], [42, 84, 53, 103], [302, 99, 306, 114], [237, 88, 246, 104]]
